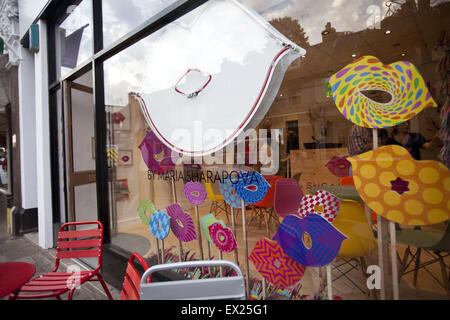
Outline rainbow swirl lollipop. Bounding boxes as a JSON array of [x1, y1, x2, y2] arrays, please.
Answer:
[[328, 56, 437, 128]]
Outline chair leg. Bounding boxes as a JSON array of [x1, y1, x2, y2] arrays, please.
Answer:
[[437, 253, 449, 294], [68, 289, 75, 300], [413, 248, 422, 287], [399, 246, 411, 282], [97, 274, 114, 300]]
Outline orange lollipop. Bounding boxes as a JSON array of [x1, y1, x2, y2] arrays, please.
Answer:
[[349, 145, 449, 226]]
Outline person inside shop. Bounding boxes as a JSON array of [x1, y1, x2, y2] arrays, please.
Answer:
[[347, 124, 388, 156], [386, 121, 438, 160]]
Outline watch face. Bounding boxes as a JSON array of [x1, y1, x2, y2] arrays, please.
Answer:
[[135, 0, 305, 156]]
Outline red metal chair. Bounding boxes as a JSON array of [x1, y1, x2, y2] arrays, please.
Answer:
[[13, 221, 113, 300], [120, 252, 151, 300], [248, 175, 283, 237]]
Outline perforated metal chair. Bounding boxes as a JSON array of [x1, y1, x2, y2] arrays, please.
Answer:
[[140, 260, 245, 300], [13, 221, 113, 300]]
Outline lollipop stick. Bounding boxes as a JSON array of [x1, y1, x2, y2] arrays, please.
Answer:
[[195, 205, 204, 260], [156, 238, 161, 264], [230, 206, 239, 266], [161, 239, 165, 264], [327, 263, 333, 300], [219, 251, 224, 277], [171, 177, 183, 262], [241, 199, 250, 298]]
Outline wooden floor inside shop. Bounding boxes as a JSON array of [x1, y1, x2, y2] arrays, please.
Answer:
[[115, 200, 449, 300]]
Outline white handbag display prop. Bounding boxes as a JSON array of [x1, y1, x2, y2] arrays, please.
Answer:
[[135, 0, 306, 156]]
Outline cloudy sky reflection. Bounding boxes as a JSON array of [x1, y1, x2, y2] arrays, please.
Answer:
[[103, 0, 449, 106]]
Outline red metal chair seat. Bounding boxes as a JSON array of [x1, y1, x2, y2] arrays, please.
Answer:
[[12, 221, 113, 300], [19, 271, 94, 296]]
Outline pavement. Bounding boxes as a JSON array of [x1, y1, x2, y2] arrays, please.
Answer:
[[0, 216, 121, 300]]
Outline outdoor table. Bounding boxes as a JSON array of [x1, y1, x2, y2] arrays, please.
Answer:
[[0, 262, 36, 299]]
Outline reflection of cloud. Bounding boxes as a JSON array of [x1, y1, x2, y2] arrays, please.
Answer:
[[241, 0, 388, 45], [102, 0, 177, 47]]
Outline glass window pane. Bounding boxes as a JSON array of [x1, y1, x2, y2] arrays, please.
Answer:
[[103, 0, 450, 300], [57, 0, 93, 78], [102, 0, 178, 47], [0, 108, 10, 191]]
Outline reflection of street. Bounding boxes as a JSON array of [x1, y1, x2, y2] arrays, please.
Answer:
[[262, 0, 448, 168]]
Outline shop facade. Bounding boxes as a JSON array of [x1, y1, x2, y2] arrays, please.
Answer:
[[13, 0, 450, 298]]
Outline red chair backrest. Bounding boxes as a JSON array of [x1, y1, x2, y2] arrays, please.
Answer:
[[253, 175, 283, 208], [120, 252, 151, 300], [55, 221, 104, 273]]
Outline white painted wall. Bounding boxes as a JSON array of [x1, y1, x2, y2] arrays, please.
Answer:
[[18, 45, 37, 209], [34, 20, 53, 249]]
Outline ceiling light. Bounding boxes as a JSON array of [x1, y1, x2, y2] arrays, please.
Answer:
[[401, 53, 406, 57], [385, 30, 391, 34], [352, 54, 357, 58], [322, 30, 330, 36]]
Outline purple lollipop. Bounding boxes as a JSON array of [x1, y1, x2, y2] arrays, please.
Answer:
[[166, 204, 197, 243], [273, 214, 347, 267], [139, 130, 177, 175], [183, 182, 207, 206]]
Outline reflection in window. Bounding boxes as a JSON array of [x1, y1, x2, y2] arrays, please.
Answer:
[[57, 0, 93, 78], [101, 0, 449, 299], [0, 106, 10, 191], [102, 0, 178, 47]]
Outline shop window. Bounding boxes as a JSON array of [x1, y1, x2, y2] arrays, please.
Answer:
[[103, 0, 449, 299], [0, 105, 11, 193], [102, 0, 178, 47]]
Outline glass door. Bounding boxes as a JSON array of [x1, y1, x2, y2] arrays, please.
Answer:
[[64, 71, 98, 226]]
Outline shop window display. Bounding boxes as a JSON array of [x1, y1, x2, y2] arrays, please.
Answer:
[[103, 0, 449, 299]]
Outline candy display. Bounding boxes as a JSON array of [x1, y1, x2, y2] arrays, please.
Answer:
[[166, 204, 197, 242], [249, 238, 306, 289], [273, 214, 348, 267], [349, 145, 450, 225], [328, 56, 437, 128]]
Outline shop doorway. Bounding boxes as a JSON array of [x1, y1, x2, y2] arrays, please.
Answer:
[[64, 70, 98, 228]]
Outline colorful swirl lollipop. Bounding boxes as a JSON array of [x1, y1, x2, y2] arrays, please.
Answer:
[[232, 171, 270, 204], [183, 182, 207, 206], [249, 238, 306, 289], [219, 178, 242, 209], [139, 130, 177, 175], [328, 56, 437, 128], [208, 223, 237, 253], [200, 214, 226, 246], [273, 214, 347, 267], [137, 200, 157, 225], [166, 204, 197, 242], [297, 190, 342, 223], [349, 145, 450, 225], [149, 210, 171, 240]]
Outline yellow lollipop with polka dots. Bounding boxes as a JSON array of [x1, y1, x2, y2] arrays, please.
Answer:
[[349, 145, 449, 226]]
